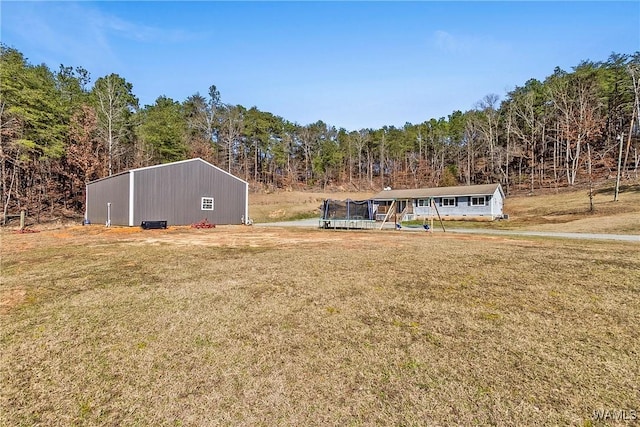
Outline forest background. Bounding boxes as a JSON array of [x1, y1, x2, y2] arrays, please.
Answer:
[[1, 45, 639, 223]]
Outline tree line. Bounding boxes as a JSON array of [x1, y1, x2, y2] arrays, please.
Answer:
[[1, 44, 639, 222]]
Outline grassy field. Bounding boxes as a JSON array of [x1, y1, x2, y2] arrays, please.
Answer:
[[249, 190, 376, 224], [500, 181, 640, 234], [1, 224, 638, 426]]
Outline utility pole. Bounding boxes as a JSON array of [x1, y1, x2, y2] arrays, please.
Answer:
[[614, 133, 624, 201], [587, 143, 594, 212]]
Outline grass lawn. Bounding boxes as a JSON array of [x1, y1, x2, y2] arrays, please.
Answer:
[[1, 225, 638, 425]]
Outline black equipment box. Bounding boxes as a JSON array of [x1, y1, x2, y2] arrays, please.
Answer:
[[141, 220, 167, 230]]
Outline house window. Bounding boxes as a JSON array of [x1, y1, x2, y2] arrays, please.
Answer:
[[442, 198, 456, 207], [417, 199, 430, 207], [471, 196, 486, 206], [201, 197, 214, 210]]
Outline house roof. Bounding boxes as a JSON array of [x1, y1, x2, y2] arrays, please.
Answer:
[[371, 183, 503, 200], [87, 158, 248, 185]]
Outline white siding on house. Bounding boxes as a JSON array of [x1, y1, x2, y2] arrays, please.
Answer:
[[371, 183, 505, 220], [433, 195, 495, 217]]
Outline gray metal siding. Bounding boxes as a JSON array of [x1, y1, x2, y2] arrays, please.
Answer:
[[132, 159, 246, 226], [86, 173, 130, 225]]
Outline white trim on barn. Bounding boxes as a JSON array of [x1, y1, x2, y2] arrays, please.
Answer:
[[129, 171, 135, 226], [245, 184, 249, 224]]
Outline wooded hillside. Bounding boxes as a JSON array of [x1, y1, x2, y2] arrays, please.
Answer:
[[1, 45, 638, 223]]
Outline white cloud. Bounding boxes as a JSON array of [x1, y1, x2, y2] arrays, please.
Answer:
[[434, 30, 459, 53], [90, 8, 204, 44], [432, 29, 511, 56], [1, 2, 205, 75]]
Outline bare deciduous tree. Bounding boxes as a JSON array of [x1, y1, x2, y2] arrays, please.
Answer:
[[92, 74, 138, 175]]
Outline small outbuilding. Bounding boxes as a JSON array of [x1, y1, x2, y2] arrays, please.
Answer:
[[371, 183, 505, 221], [85, 158, 248, 226]]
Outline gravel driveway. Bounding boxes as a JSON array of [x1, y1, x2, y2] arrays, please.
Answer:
[[256, 218, 640, 242]]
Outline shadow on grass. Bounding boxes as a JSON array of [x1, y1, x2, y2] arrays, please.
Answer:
[[594, 183, 640, 195]]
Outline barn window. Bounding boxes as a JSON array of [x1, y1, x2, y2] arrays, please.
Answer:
[[471, 196, 486, 206], [201, 197, 214, 210], [442, 198, 456, 207]]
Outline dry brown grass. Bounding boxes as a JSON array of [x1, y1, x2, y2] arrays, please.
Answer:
[[249, 190, 375, 223], [1, 225, 638, 426], [502, 181, 640, 234]]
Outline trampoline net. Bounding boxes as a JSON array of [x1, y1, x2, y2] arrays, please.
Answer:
[[321, 199, 375, 220]]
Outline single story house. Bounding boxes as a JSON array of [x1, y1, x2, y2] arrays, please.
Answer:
[[85, 158, 248, 226], [371, 183, 505, 221]]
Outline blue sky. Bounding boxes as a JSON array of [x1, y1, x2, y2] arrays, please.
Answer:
[[2, 1, 639, 131]]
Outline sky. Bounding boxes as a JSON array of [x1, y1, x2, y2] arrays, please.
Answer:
[[1, 1, 639, 131]]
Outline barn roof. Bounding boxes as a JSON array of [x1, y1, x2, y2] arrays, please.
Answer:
[[87, 158, 248, 185], [371, 183, 503, 200]]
